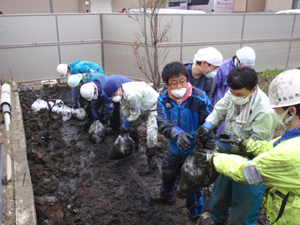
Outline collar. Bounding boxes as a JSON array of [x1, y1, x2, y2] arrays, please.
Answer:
[[273, 126, 300, 147]]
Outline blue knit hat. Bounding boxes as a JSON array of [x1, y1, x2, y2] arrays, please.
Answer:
[[103, 80, 119, 97]]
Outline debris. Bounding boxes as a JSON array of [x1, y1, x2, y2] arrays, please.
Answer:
[[88, 120, 105, 144], [109, 132, 135, 160]]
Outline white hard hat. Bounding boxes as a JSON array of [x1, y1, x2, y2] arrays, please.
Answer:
[[193, 47, 223, 66], [57, 64, 68, 77], [68, 74, 83, 88], [269, 69, 300, 108], [80, 83, 95, 101], [236, 47, 256, 66]]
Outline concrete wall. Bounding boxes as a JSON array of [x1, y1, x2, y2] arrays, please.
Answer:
[[0, 13, 300, 82], [91, 0, 112, 13], [265, 0, 293, 12]]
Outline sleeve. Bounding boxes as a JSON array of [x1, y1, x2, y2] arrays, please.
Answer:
[[250, 111, 277, 141], [244, 138, 277, 157], [157, 95, 182, 139], [205, 91, 230, 128], [205, 78, 214, 98], [126, 92, 142, 122], [100, 90, 114, 118], [198, 93, 213, 126], [210, 67, 222, 104], [91, 100, 98, 118], [91, 63, 104, 74]]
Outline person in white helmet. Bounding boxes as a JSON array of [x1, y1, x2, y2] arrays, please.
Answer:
[[57, 59, 104, 108], [210, 46, 256, 137], [103, 80, 159, 176], [80, 75, 132, 134], [200, 69, 300, 225], [195, 67, 277, 225]]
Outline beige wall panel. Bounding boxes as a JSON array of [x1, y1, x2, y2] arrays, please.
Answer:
[[57, 14, 101, 42], [60, 44, 103, 70], [0, 46, 60, 81], [233, 0, 247, 12], [247, 41, 290, 72], [265, 0, 293, 12], [287, 40, 300, 69], [247, 0, 266, 12], [159, 47, 181, 72], [182, 44, 241, 64], [182, 15, 243, 42], [160, 15, 182, 43], [102, 14, 139, 41], [0, 15, 57, 45], [103, 43, 143, 80], [292, 15, 300, 38], [243, 15, 294, 40]]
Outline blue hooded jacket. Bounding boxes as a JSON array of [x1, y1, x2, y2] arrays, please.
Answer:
[[91, 75, 132, 119], [157, 87, 213, 157], [69, 59, 104, 75]]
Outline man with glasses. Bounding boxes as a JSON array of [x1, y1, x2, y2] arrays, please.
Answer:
[[195, 67, 277, 225], [151, 62, 213, 225], [103, 80, 159, 176], [184, 47, 223, 97], [210, 46, 256, 137]]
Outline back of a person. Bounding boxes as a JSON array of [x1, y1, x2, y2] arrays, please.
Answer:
[[122, 82, 158, 111], [70, 60, 104, 74], [85, 72, 107, 84]]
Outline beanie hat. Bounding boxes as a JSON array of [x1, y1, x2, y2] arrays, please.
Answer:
[[103, 80, 119, 97]]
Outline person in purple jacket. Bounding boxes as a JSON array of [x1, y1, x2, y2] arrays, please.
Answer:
[[210, 46, 256, 137]]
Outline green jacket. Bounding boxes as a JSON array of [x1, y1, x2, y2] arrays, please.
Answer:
[[206, 87, 277, 141], [213, 135, 300, 224]]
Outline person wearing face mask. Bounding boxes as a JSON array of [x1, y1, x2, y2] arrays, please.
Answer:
[[200, 69, 300, 225], [151, 62, 213, 225], [195, 66, 277, 225], [184, 47, 223, 98], [80, 75, 132, 134], [103, 80, 159, 176], [210, 46, 256, 138]]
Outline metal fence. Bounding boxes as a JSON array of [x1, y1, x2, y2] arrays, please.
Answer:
[[0, 13, 299, 82]]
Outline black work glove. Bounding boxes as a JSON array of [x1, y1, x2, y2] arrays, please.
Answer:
[[217, 133, 246, 155], [73, 105, 79, 109], [195, 126, 215, 145], [177, 132, 194, 151], [101, 117, 109, 125]]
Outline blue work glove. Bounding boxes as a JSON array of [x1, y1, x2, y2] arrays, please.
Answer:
[[195, 121, 214, 144], [217, 133, 247, 155], [122, 120, 131, 133], [177, 132, 194, 151]]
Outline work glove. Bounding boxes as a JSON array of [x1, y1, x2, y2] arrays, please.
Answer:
[[195, 121, 214, 145], [121, 120, 131, 133], [177, 132, 194, 151], [217, 133, 246, 154], [73, 104, 79, 109], [101, 116, 110, 125]]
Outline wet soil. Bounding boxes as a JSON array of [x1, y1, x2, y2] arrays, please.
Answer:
[[19, 80, 278, 225]]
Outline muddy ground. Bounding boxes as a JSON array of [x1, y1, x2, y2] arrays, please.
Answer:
[[19, 77, 280, 225]]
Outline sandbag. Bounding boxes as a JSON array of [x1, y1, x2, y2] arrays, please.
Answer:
[[176, 143, 219, 196], [89, 120, 106, 144], [109, 133, 135, 160], [31, 99, 48, 112], [71, 108, 87, 121]]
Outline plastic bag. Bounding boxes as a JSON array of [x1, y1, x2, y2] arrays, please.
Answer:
[[31, 99, 48, 112], [71, 108, 87, 121], [176, 143, 219, 196], [89, 120, 105, 144], [109, 132, 135, 160]]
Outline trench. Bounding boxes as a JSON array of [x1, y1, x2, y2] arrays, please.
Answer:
[[19, 87, 269, 225]]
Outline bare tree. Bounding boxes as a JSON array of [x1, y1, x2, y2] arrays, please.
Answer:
[[129, 0, 172, 91]]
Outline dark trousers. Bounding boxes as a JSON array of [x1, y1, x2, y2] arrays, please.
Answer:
[[160, 148, 204, 221], [110, 102, 121, 131]]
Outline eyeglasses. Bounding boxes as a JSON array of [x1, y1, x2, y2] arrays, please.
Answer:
[[168, 80, 187, 88]]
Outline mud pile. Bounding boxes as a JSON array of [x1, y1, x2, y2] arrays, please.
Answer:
[[20, 87, 269, 225]]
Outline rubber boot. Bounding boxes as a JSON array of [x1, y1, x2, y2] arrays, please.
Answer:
[[129, 131, 139, 150], [139, 147, 158, 176]]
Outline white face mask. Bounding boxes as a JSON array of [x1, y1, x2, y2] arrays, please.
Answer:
[[170, 88, 187, 98], [231, 92, 252, 105], [206, 70, 217, 78], [273, 107, 295, 126], [235, 58, 252, 68], [112, 95, 122, 102], [92, 94, 98, 100]]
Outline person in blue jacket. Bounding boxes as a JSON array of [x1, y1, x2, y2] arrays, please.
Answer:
[[57, 59, 104, 108], [209, 46, 256, 137], [150, 62, 213, 225], [80, 75, 132, 134]]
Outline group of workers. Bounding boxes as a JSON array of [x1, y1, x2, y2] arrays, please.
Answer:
[[56, 45, 300, 225]]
